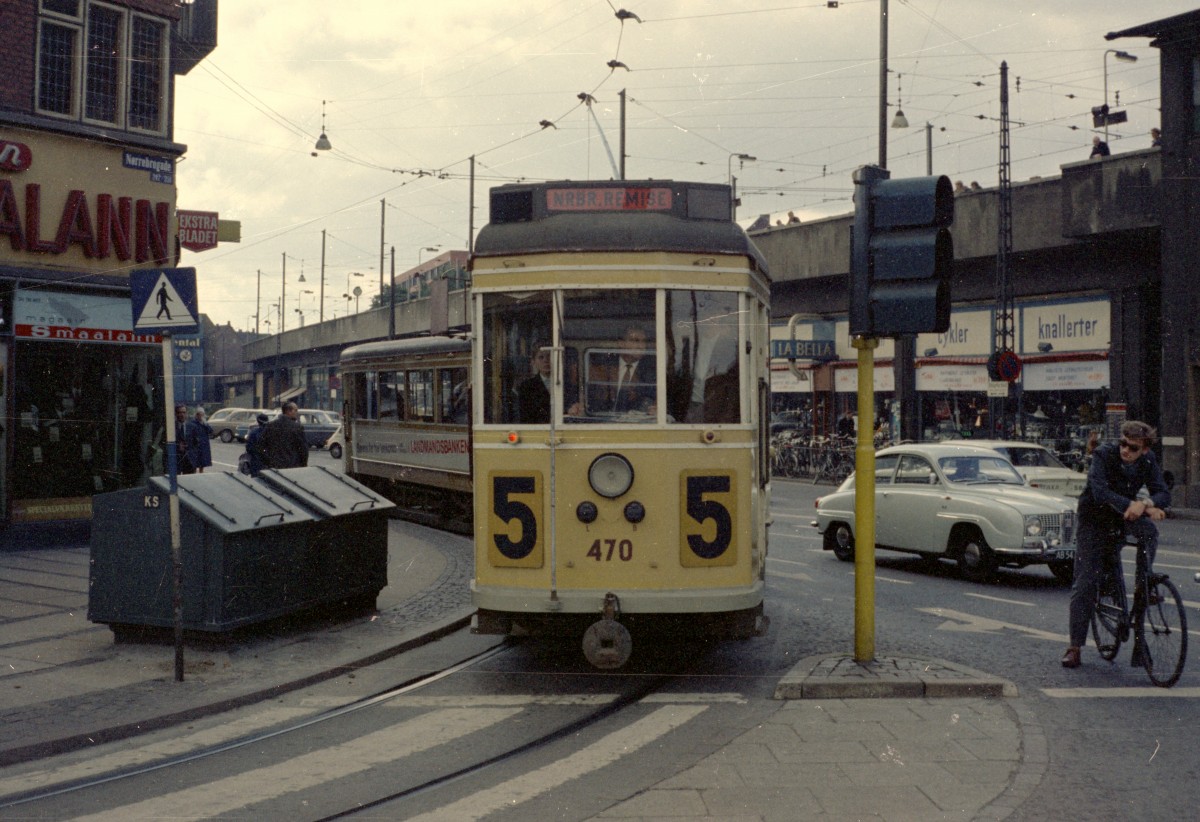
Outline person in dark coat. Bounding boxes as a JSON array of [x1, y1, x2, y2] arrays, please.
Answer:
[[244, 413, 270, 476], [516, 349, 552, 423], [1089, 136, 1110, 158], [260, 401, 309, 469], [184, 407, 213, 472], [1061, 420, 1170, 670], [174, 404, 195, 474]]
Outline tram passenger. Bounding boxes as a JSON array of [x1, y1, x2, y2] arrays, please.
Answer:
[[591, 326, 656, 415], [516, 349, 553, 423]]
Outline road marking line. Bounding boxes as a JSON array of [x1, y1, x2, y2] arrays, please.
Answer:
[[770, 570, 814, 582], [641, 693, 745, 703], [917, 606, 1067, 642], [767, 557, 810, 567], [852, 571, 912, 585], [1042, 687, 1200, 698], [964, 592, 1035, 607], [72, 707, 521, 822], [407, 704, 707, 822]]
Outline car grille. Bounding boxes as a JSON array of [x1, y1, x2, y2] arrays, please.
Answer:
[[1037, 511, 1076, 546]]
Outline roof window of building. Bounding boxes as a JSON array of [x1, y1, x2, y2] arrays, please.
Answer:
[[35, 1, 169, 137]]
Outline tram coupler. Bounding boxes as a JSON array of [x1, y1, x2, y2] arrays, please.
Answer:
[[582, 592, 632, 669]]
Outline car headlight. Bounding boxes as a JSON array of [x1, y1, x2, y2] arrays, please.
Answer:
[[1024, 515, 1042, 537]]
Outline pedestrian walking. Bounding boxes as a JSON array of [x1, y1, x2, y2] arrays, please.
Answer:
[[184, 407, 213, 472], [260, 401, 308, 469], [244, 413, 270, 476]]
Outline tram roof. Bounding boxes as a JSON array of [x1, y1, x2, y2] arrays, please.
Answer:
[[473, 180, 769, 277], [340, 335, 470, 365]]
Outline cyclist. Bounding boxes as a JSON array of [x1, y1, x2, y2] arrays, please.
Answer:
[[1062, 420, 1170, 669]]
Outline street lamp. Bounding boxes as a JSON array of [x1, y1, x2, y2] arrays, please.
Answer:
[[727, 153, 756, 220], [1103, 49, 1137, 144]]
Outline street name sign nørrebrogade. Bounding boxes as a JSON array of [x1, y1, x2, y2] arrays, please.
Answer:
[[131, 268, 199, 335]]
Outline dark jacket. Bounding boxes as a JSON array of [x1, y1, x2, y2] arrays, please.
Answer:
[[245, 424, 268, 476], [184, 419, 213, 469], [516, 374, 551, 423], [1077, 441, 1170, 527], [260, 414, 308, 469]]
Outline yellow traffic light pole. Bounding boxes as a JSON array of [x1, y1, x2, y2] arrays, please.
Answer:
[[853, 336, 878, 662]]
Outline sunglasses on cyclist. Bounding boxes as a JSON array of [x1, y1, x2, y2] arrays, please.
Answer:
[[1118, 440, 1143, 453]]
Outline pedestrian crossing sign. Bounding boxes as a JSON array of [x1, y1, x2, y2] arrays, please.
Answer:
[[131, 268, 199, 334]]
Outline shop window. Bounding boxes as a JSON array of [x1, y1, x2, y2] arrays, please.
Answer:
[[35, 1, 169, 136]]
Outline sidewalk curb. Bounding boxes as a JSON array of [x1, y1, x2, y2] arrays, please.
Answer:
[[773, 652, 1019, 699], [0, 607, 476, 768]]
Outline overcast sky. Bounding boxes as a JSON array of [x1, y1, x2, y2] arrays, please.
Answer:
[[173, 0, 1186, 331]]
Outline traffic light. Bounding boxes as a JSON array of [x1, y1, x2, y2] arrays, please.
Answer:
[[849, 165, 954, 337]]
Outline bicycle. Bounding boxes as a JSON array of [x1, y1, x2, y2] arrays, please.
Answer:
[[1091, 531, 1188, 687]]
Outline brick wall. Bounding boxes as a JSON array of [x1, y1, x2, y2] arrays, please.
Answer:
[[0, 1, 36, 113]]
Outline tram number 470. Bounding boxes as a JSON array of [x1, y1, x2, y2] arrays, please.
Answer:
[[587, 539, 633, 561]]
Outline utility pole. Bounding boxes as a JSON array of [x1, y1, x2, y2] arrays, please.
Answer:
[[255, 269, 261, 334], [990, 61, 1016, 438], [319, 229, 326, 324], [619, 89, 626, 180], [379, 198, 386, 298]]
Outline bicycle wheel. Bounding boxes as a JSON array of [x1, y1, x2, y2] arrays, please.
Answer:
[[1140, 574, 1188, 688], [1091, 568, 1125, 661]]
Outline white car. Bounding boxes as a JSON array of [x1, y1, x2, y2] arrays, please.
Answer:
[[324, 424, 344, 460], [813, 442, 1077, 583], [962, 439, 1086, 497]]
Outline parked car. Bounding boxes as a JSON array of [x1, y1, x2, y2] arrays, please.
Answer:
[[234, 408, 341, 449], [324, 424, 344, 460], [207, 408, 271, 443], [961, 439, 1087, 497], [812, 442, 1078, 583]]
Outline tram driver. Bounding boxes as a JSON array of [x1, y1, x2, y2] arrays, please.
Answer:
[[585, 325, 656, 417]]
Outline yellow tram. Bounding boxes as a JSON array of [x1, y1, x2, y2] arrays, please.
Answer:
[[470, 179, 772, 667]]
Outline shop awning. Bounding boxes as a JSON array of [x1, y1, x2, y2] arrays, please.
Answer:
[[272, 386, 305, 404]]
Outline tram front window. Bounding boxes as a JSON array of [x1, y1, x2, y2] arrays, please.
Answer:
[[667, 290, 741, 424], [480, 288, 742, 425], [563, 289, 656, 423]]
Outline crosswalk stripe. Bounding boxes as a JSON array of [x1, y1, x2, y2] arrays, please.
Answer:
[[407, 704, 708, 822], [0, 705, 314, 798], [1042, 687, 1200, 698], [72, 707, 521, 822]]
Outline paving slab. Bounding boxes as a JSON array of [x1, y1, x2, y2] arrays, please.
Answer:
[[774, 653, 1019, 699]]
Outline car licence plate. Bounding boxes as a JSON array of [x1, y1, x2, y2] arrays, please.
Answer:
[[1053, 548, 1074, 561]]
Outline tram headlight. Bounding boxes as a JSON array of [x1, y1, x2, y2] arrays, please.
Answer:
[[588, 453, 634, 499]]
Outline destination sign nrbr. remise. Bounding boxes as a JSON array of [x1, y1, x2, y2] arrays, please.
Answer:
[[546, 187, 673, 212]]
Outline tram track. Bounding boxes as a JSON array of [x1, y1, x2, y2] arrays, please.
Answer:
[[1, 635, 698, 819], [0, 638, 509, 811]]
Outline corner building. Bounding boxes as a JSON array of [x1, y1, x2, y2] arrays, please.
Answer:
[[0, 0, 215, 529]]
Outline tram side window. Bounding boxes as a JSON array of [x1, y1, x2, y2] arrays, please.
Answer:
[[409, 369, 435, 422], [377, 371, 403, 419], [442, 367, 469, 424], [349, 373, 372, 419], [667, 290, 741, 424], [481, 291, 552, 425]]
